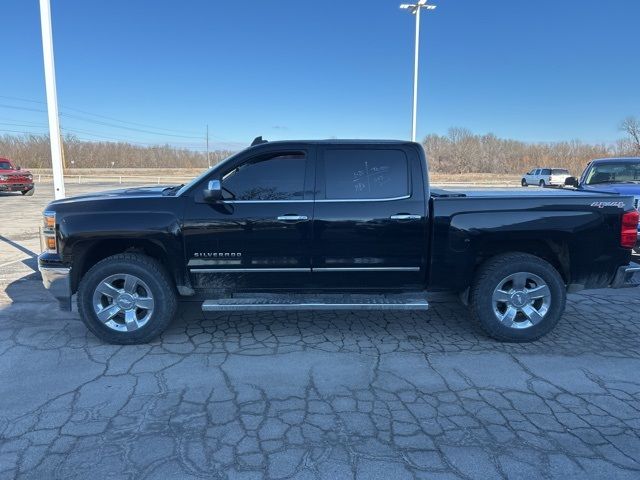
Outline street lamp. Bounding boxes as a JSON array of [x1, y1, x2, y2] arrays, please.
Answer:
[[400, 0, 437, 142]]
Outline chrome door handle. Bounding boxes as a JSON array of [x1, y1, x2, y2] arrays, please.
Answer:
[[390, 214, 421, 220], [277, 215, 308, 221]]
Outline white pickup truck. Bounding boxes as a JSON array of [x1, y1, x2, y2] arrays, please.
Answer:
[[521, 168, 571, 187]]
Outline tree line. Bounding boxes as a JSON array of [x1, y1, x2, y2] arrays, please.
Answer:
[[0, 134, 233, 170], [2, 117, 639, 174], [424, 117, 640, 174]]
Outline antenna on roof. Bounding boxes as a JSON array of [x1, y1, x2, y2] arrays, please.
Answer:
[[251, 136, 268, 146]]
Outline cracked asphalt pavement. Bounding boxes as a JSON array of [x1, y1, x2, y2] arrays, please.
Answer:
[[1, 184, 640, 479]]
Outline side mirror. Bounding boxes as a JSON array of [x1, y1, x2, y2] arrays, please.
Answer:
[[564, 177, 578, 187], [203, 179, 222, 201]]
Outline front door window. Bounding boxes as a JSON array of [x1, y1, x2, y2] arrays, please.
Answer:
[[222, 155, 306, 201]]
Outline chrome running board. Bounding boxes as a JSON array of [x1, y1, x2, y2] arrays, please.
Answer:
[[201, 293, 429, 312]]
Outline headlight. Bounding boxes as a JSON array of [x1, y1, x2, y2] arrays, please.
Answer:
[[0, 175, 7, 181], [26, 174, 33, 180], [44, 211, 56, 229], [42, 211, 57, 252]]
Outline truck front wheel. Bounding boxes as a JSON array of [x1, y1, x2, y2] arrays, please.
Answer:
[[469, 253, 566, 342], [77, 253, 177, 344]]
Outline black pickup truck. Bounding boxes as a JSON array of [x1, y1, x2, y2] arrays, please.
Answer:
[[38, 139, 639, 344]]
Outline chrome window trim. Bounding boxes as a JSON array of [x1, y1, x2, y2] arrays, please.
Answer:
[[316, 194, 411, 203], [214, 195, 411, 204]]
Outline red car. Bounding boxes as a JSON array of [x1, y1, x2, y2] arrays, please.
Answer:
[[0, 157, 34, 196]]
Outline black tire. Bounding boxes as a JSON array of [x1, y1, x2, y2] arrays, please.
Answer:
[[77, 253, 177, 344], [469, 252, 566, 342], [539, 180, 546, 188], [22, 187, 34, 196], [521, 179, 528, 187]]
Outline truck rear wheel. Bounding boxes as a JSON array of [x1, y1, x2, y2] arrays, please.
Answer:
[[469, 253, 566, 342], [77, 253, 177, 344], [22, 187, 34, 196]]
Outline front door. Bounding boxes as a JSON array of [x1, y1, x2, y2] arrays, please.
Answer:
[[311, 145, 427, 290], [183, 149, 315, 293]]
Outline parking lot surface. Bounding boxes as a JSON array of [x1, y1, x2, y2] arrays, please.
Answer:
[[1, 183, 639, 479]]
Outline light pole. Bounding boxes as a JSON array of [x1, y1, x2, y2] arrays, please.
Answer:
[[400, 0, 436, 142], [39, 0, 66, 199], [206, 124, 210, 168]]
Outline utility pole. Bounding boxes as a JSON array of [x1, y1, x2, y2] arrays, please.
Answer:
[[206, 124, 210, 168], [400, 0, 437, 143], [39, 0, 66, 199]]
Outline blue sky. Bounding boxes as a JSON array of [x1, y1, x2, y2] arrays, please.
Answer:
[[1, 0, 639, 150]]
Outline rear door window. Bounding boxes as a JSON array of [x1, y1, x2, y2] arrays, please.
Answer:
[[322, 149, 409, 200]]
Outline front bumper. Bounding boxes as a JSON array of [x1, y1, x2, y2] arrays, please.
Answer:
[[611, 263, 640, 289], [0, 183, 34, 192], [39, 262, 72, 311]]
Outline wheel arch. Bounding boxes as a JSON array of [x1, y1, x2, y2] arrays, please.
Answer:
[[474, 239, 570, 284], [70, 238, 184, 294]]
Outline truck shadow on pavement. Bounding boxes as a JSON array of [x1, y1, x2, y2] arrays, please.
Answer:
[[0, 234, 39, 273]]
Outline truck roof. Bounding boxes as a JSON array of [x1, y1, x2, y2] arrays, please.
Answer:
[[250, 139, 418, 146], [590, 157, 640, 163]]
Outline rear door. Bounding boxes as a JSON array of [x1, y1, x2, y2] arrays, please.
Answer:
[[311, 145, 427, 290]]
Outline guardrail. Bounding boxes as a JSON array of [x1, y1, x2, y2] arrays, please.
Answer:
[[32, 174, 521, 188], [34, 174, 195, 185]]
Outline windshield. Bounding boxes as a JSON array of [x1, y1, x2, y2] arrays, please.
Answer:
[[174, 150, 242, 196], [585, 162, 640, 185], [0, 161, 12, 170]]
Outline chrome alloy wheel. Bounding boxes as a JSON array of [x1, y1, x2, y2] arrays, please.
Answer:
[[92, 274, 155, 332], [491, 272, 551, 329]]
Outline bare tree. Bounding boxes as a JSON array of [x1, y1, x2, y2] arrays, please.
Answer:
[[620, 116, 640, 154], [0, 133, 234, 170], [1, 127, 637, 175]]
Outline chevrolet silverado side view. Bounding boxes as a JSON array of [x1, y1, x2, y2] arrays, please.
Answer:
[[38, 139, 640, 344]]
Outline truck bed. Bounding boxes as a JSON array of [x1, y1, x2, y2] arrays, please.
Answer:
[[428, 187, 635, 292]]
